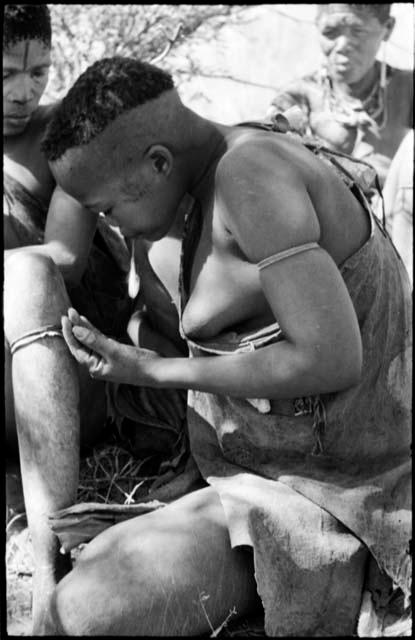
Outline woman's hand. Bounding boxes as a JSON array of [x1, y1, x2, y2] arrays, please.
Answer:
[[61, 307, 160, 385]]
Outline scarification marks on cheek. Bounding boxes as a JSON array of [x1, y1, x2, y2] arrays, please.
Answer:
[[123, 173, 151, 200]]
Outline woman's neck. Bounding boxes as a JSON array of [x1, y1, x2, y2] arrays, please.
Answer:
[[332, 63, 379, 101], [184, 117, 228, 199]]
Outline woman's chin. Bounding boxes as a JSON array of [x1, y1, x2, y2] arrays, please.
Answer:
[[4, 118, 31, 136]]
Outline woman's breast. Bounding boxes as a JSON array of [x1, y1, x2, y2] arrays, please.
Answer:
[[181, 251, 273, 340]]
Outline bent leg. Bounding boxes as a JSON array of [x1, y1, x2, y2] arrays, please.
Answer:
[[4, 252, 104, 633], [52, 486, 260, 636], [4, 252, 80, 632]]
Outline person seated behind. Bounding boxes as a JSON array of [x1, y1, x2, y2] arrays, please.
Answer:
[[38, 57, 411, 636], [4, 6, 188, 634], [3, 4, 130, 323], [266, 4, 413, 189], [381, 129, 413, 286]]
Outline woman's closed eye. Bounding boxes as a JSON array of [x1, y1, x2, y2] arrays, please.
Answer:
[[322, 28, 338, 39], [32, 69, 48, 79]]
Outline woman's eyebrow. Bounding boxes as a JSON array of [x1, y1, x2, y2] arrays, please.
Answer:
[[29, 64, 51, 73]]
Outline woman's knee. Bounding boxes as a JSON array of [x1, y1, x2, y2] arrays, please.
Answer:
[[4, 251, 67, 301], [51, 492, 258, 635], [50, 537, 158, 636], [50, 502, 207, 635], [4, 252, 70, 341], [5, 250, 57, 284], [50, 563, 102, 635]]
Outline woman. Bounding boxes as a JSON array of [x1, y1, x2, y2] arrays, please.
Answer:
[[40, 57, 411, 636], [266, 4, 412, 188]]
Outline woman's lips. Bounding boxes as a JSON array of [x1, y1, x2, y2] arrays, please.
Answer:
[[332, 57, 352, 69], [6, 114, 31, 122]]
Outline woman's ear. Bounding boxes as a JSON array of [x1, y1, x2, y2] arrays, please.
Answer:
[[382, 16, 395, 42], [146, 145, 173, 176]]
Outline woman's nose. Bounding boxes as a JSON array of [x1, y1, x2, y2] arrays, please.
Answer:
[[334, 35, 347, 51], [9, 74, 34, 103], [333, 32, 356, 54]]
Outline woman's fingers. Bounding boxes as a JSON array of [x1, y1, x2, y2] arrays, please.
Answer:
[[88, 352, 106, 378], [63, 308, 157, 384], [79, 314, 96, 330], [67, 307, 111, 359], [67, 307, 81, 325], [61, 315, 92, 365], [71, 324, 113, 360], [62, 315, 107, 377], [68, 308, 97, 332]]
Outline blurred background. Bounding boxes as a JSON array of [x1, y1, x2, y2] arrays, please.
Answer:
[[43, 3, 414, 123]]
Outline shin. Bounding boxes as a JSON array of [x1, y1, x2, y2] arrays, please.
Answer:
[[4, 253, 81, 633]]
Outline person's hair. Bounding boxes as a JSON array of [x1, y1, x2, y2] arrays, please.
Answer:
[[3, 4, 52, 50], [41, 57, 175, 162], [316, 4, 392, 25]]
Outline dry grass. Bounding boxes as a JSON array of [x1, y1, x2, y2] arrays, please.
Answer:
[[196, 591, 265, 637], [77, 443, 159, 504]]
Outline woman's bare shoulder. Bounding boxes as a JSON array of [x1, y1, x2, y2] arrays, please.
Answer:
[[217, 128, 313, 189]]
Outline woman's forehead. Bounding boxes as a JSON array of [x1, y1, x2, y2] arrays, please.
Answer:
[[317, 10, 382, 32], [3, 39, 51, 68], [52, 145, 121, 200]]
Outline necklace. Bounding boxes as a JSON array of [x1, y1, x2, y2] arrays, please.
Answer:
[[321, 62, 389, 136]]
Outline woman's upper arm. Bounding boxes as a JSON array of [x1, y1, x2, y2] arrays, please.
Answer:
[[259, 247, 363, 385], [217, 149, 362, 385]]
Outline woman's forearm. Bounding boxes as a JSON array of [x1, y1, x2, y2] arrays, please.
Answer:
[[146, 340, 360, 400]]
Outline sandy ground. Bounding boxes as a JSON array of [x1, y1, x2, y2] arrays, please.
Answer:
[[6, 524, 36, 636]]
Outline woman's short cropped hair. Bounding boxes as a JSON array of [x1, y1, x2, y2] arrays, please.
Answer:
[[4, 4, 52, 50], [41, 57, 174, 162], [316, 4, 392, 25]]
